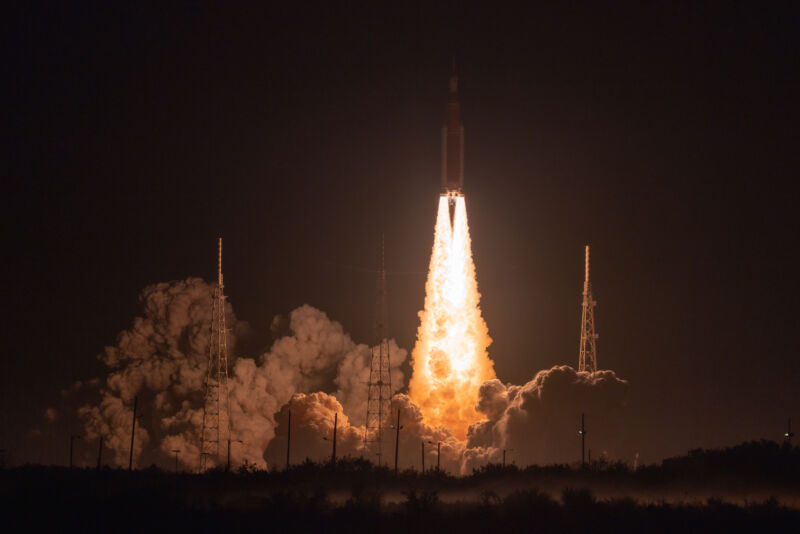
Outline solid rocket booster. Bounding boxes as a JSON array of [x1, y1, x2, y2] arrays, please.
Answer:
[[441, 72, 464, 194]]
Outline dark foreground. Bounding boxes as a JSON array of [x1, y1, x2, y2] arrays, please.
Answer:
[[2, 441, 798, 532]]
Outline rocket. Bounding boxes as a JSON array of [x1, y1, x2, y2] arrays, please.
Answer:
[[441, 69, 464, 194]]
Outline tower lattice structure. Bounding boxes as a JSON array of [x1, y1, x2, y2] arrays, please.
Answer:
[[364, 237, 392, 465], [200, 238, 232, 471], [578, 245, 599, 373]]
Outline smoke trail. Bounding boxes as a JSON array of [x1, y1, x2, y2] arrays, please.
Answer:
[[408, 195, 495, 439]]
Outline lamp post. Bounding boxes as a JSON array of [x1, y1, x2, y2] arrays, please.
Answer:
[[428, 441, 441, 472], [322, 412, 338, 466], [227, 439, 243, 472], [128, 395, 138, 471], [69, 435, 82, 469], [286, 409, 292, 470], [578, 412, 586, 468], [332, 412, 337, 466], [171, 449, 180, 474], [502, 448, 514, 467], [96, 437, 103, 472], [390, 410, 403, 476]]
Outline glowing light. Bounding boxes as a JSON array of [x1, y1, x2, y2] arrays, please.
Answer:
[[408, 194, 495, 439]]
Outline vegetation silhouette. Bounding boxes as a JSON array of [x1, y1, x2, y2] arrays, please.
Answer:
[[1, 441, 798, 532]]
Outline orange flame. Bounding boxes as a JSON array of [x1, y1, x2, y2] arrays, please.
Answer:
[[408, 194, 495, 439]]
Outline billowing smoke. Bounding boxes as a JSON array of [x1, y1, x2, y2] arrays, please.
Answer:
[[76, 278, 235, 467], [72, 278, 407, 469], [265, 392, 466, 472], [464, 365, 629, 469], [65, 276, 628, 473]]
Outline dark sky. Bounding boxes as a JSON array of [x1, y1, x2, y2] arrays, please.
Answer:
[[4, 2, 799, 465]]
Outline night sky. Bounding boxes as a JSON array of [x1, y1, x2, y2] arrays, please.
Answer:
[[4, 2, 799, 465]]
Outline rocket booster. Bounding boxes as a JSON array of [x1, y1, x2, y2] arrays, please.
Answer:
[[441, 71, 464, 194]]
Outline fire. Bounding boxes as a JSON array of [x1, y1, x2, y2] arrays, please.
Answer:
[[408, 194, 495, 439]]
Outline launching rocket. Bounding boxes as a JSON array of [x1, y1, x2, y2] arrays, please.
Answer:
[[441, 70, 464, 195]]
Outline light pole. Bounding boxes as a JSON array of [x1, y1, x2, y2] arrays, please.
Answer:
[[322, 412, 338, 466], [390, 410, 403, 476], [502, 448, 514, 467], [578, 412, 586, 468], [428, 441, 441, 472], [286, 409, 292, 470], [96, 436, 103, 472], [171, 449, 180, 474], [69, 435, 82, 469], [128, 395, 138, 471], [227, 439, 243, 472], [420, 441, 425, 474]]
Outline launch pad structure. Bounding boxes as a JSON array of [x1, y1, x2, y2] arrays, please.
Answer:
[[364, 236, 393, 465], [200, 238, 232, 471], [578, 245, 599, 373]]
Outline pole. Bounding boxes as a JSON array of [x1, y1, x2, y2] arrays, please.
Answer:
[[172, 450, 180, 474], [437, 442, 441, 472], [96, 436, 103, 471], [227, 439, 231, 472], [331, 412, 338, 466], [128, 395, 137, 471], [421, 441, 425, 474], [286, 409, 292, 470], [69, 435, 75, 469], [394, 410, 401, 476], [503, 449, 506, 467], [581, 412, 586, 468]]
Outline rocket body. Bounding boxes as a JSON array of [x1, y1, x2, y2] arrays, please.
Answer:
[[441, 74, 464, 194]]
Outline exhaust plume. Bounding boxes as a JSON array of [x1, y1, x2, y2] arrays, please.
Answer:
[[408, 195, 495, 439]]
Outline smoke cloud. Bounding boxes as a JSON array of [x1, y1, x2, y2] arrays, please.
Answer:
[[265, 391, 466, 472], [73, 279, 407, 469], [465, 365, 629, 469], [65, 277, 628, 473]]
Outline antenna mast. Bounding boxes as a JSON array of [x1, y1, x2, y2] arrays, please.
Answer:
[[364, 234, 393, 465], [578, 245, 599, 372], [200, 237, 232, 471]]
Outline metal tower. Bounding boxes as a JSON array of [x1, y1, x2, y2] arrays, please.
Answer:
[[364, 236, 392, 465], [578, 245, 599, 373], [200, 238, 232, 471]]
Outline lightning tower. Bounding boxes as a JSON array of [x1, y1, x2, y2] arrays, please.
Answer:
[[200, 238, 232, 471], [578, 245, 599, 373], [364, 236, 392, 465]]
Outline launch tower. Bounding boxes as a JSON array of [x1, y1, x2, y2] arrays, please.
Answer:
[[200, 238, 232, 471], [364, 236, 392, 465], [578, 245, 599, 373]]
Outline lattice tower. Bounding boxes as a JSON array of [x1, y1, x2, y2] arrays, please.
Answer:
[[578, 245, 599, 373], [200, 238, 232, 471], [364, 236, 392, 465]]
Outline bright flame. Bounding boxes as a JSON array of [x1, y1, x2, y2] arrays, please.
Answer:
[[408, 194, 495, 439]]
